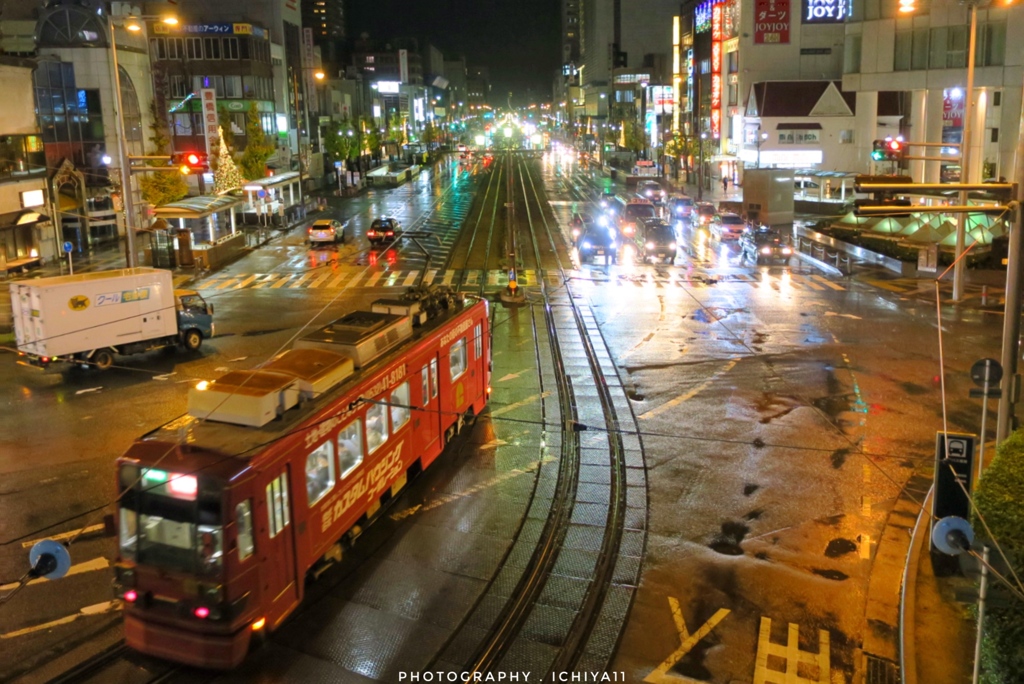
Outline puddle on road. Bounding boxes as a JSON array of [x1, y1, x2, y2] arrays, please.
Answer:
[[744, 508, 763, 521], [709, 521, 749, 556], [830, 447, 852, 469], [743, 483, 760, 496], [824, 538, 858, 558], [811, 568, 849, 581]]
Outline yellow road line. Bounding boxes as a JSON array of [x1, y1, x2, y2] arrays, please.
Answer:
[[640, 358, 740, 420], [21, 523, 105, 549], [0, 601, 120, 640], [0, 557, 109, 593]]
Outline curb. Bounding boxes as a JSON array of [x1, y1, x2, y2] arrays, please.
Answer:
[[794, 249, 845, 277], [900, 484, 934, 684]]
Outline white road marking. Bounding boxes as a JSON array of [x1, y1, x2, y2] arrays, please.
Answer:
[[640, 358, 740, 420], [644, 598, 731, 683], [0, 557, 109, 592], [288, 273, 314, 289], [753, 616, 831, 683], [824, 312, 862, 320], [497, 370, 528, 382], [402, 272, 419, 287], [74, 387, 102, 395], [364, 272, 385, 287], [235, 275, 259, 289], [812, 275, 846, 291], [0, 600, 120, 640], [270, 275, 293, 289], [860, 534, 872, 560], [21, 523, 106, 549], [490, 391, 552, 417]]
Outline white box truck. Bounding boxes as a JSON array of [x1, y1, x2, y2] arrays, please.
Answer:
[[741, 168, 795, 230], [10, 268, 214, 371]]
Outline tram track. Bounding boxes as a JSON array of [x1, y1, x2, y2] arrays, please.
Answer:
[[443, 154, 505, 295]]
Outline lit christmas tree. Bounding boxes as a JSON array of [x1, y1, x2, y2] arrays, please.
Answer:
[[213, 127, 244, 195]]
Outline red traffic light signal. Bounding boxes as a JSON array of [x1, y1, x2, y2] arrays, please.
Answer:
[[174, 151, 209, 174]]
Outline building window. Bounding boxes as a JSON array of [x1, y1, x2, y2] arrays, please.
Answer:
[[172, 113, 193, 136], [991, 128, 999, 143], [894, 28, 929, 71], [728, 83, 738, 107], [994, 91, 1002, 107], [167, 37, 183, 60], [242, 75, 256, 98], [203, 37, 221, 60], [239, 37, 251, 60], [977, 21, 1006, 67], [932, 26, 968, 69], [149, 37, 166, 61], [224, 75, 242, 98], [366, 55, 375, 63], [223, 37, 239, 60], [186, 37, 202, 60], [169, 74, 188, 99], [0, 135, 46, 181], [727, 51, 738, 73], [840, 129, 854, 144], [843, 35, 862, 74]]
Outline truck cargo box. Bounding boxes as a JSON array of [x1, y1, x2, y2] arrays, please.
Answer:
[[10, 268, 179, 358], [742, 169, 795, 228]]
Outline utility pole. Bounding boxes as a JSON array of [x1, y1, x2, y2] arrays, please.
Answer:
[[953, 2, 980, 302], [995, 73, 1024, 443]]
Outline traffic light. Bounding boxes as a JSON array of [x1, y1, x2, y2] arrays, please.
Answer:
[[871, 138, 906, 162], [871, 140, 887, 162], [884, 138, 905, 161], [174, 152, 208, 175], [853, 174, 914, 217]]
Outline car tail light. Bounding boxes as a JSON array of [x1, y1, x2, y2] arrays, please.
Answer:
[[307, 227, 313, 234], [194, 606, 210, 619], [251, 617, 266, 631], [41, 357, 50, 364], [124, 589, 138, 603], [367, 230, 376, 237]]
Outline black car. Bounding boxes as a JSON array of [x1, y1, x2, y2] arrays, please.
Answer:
[[367, 217, 402, 246], [640, 220, 677, 264], [577, 226, 618, 265], [741, 228, 793, 264], [598, 191, 617, 210]]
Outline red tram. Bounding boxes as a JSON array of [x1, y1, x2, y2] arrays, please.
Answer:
[[113, 293, 490, 668]]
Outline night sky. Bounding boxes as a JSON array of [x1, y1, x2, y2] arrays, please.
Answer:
[[346, 0, 561, 105]]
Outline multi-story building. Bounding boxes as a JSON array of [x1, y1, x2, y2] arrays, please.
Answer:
[[0, 58, 54, 270], [301, 0, 345, 67], [467, 66, 490, 107], [842, 0, 1021, 183]]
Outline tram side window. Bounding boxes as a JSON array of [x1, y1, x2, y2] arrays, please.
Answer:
[[265, 472, 290, 538], [391, 382, 410, 430], [450, 339, 467, 380], [305, 441, 335, 505], [430, 358, 438, 398], [338, 419, 364, 478], [474, 324, 482, 359], [421, 366, 429, 407], [235, 500, 254, 561], [366, 402, 389, 453]]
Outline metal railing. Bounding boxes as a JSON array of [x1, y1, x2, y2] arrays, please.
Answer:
[[794, 236, 854, 274]]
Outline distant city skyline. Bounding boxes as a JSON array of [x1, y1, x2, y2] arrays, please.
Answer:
[[345, 0, 560, 104]]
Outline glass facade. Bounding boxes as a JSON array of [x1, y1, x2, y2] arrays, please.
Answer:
[[34, 61, 108, 185]]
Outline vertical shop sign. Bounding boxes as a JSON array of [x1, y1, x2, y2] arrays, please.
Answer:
[[755, 0, 791, 44]]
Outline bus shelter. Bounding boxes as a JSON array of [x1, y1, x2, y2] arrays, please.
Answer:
[[241, 172, 308, 228], [151, 195, 244, 269]]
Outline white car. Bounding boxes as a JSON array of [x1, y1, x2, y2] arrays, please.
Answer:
[[308, 219, 344, 245]]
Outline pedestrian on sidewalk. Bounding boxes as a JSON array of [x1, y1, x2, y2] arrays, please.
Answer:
[[722, 177, 729, 193]]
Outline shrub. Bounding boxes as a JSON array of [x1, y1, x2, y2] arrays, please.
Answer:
[[974, 429, 1024, 683]]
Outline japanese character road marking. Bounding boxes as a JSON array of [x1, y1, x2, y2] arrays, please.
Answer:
[[753, 616, 833, 684]]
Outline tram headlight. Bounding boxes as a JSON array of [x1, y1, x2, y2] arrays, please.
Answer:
[[645, 242, 655, 250], [669, 243, 677, 250]]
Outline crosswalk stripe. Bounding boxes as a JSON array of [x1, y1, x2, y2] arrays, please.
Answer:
[[289, 273, 313, 289], [252, 274, 278, 289], [271, 275, 293, 289], [327, 273, 348, 288], [364, 271, 385, 287], [236, 275, 259, 289], [216, 278, 238, 290], [811, 274, 846, 291], [790, 274, 824, 291], [402, 272, 419, 287], [442, 271, 456, 285], [310, 273, 332, 288], [423, 269, 438, 285]]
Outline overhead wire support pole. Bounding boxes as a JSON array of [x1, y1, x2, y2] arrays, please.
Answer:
[[954, 1, 980, 302], [108, 14, 137, 269]]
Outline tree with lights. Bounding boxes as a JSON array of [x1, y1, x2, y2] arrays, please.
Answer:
[[240, 101, 274, 180], [213, 127, 244, 195], [139, 100, 189, 207]]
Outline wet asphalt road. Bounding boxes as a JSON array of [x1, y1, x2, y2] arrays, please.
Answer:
[[0, 153, 1003, 683]]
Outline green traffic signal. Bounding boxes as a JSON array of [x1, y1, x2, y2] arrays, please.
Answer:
[[871, 149, 886, 161]]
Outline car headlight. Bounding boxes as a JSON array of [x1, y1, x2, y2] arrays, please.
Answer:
[[610, 241, 617, 249], [572, 228, 581, 238], [782, 247, 793, 255], [646, 242, 655, 250], [761, 246, 772, 254], [598, 216, 608, 226], [669, 243, 677, 250], [581, 240, 592, 249]]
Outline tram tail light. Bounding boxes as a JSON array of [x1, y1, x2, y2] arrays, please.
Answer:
[[486, 386, 492, 394], [251, 617, 267, 631], [124, 589, 138, 603]]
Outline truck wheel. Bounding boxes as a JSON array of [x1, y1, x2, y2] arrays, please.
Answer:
[[93, 349, 114, 371], [183, 330, 203, 351]]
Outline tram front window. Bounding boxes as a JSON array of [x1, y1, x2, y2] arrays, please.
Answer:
[[118, 465, 224, 576]]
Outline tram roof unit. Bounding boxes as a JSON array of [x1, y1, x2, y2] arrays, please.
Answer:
[[134, 295, 481, 465]]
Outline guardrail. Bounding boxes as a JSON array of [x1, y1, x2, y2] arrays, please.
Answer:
[[794, 224, 914, 276]]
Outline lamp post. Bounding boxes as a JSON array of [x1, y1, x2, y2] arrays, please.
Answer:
[[290, 67, 325, 206], [756, 126, 768, 169], [951, 2, 981, 302], [698, 132, 708, 201], [107, 12, 178, 268]]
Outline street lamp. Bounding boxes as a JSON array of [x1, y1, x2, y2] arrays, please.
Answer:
[[107, 12, 178, 267], [290, 67, 325, 205], [698, 132, 708, 201], [755, 126, 769, 169]]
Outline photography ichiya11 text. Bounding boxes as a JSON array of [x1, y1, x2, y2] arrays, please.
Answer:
[[397, 672, 628, 682]]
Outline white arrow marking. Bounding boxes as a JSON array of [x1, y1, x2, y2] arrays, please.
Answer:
[[644, 599, 731, 683]]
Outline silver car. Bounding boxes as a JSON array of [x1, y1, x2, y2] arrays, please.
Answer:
[[308, 219, 344, 245]]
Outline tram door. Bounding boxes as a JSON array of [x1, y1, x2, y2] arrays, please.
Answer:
[[263, 467, 298, 627]]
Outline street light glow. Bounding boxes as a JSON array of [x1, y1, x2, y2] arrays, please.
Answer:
[[314, 71, 325, 80]]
